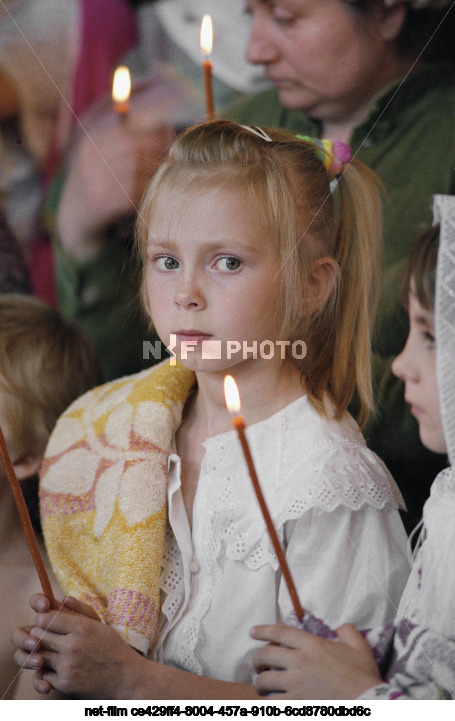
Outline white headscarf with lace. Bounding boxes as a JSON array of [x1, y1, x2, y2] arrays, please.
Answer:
[[434, 195, 455, 470], [402, 194, 455, 637]]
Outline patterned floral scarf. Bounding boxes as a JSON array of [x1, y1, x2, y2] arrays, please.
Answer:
[[40, 360, 194, 654]]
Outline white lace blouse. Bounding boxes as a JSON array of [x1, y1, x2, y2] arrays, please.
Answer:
[[151, 395, 411, 683]]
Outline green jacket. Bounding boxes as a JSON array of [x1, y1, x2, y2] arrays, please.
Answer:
[[227, 65, 455, 345]]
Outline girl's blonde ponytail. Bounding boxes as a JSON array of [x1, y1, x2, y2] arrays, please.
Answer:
[[329, 160, 383, 426]]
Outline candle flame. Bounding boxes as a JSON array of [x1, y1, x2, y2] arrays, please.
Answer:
[[112, 66, 131, 103], [224, 375, 241, 415], [200, 14, 213, 56]]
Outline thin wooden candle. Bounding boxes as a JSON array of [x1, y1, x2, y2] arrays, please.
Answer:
[[0, 425, 58, 609], [224, 376, 304, 622], [200, 15, 215, 120], [112, 65, 131, 123]]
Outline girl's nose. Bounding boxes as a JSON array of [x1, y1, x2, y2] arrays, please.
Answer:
[[174, 276, 206, 310], [392, 341, 419, 384], [246, 14, 280, 66]]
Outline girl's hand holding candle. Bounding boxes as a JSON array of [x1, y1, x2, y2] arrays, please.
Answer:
[[224, 375, 305, 623], [200, 14, 215, 121]]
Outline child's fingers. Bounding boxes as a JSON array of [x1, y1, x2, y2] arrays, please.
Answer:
[[32, 648, 60, 672], [30, 626, 64, 652], [334, 624, 380, 674], [13, 647, 45, 670], [31, 612, 100, 653], [33, 668, 54, 696], [61, 595, 100, 620], [254, 669, 287, 697], [335, 623, 372, 652], [12, 624, 42, 652], [29, 593, 52, 613], [251, 623, 311, 649], [253, 642, 295, 674], [33, 606, 95, 634]]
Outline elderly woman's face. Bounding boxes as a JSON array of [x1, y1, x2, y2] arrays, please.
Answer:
[[245, 0, 403, 121]]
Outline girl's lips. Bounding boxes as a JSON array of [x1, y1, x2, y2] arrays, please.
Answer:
[[410, 404, 424, 418], [175, 331, 212, 343]]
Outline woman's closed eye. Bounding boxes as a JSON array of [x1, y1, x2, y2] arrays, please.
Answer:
[[272, 3, 297, 26]]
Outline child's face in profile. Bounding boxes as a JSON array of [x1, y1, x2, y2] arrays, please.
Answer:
[[392, 282, 446, 455]]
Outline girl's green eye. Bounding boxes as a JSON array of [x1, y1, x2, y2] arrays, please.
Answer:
[[156, 256, 179, 270], [218, 257, 241, 271]]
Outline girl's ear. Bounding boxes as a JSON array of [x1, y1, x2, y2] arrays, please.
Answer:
[[302, 257, 338, 316], [378, 1, 407, 43]]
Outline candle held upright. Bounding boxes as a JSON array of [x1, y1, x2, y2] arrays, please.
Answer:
[[224, 376, 304, 622], [200, 14, 215, 120]]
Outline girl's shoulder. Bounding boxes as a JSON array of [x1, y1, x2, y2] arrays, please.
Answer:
[[203, 394, 404, 516], [286, 396, 405, 511], [261, 391, 368, 457]]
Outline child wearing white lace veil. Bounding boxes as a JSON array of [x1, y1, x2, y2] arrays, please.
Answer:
[[251, 194, 455, 699], [394, 194, 455, 640], [366, 194, 455, 698]]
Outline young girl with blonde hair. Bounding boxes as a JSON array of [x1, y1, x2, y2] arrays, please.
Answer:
[[14, 120, 409, 698]]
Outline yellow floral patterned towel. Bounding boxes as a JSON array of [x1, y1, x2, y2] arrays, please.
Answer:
[[40, 360, 195, 654]]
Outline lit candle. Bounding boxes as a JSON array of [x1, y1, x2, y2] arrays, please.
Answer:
[[224, 376, 304, 622], [112, 65, 131, 122], [0, 425, 58, 609], [200, 14, 215, 121]]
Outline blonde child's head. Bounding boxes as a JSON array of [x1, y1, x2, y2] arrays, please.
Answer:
[[136, 120, 383, 426], [0, 294, 101, 467]]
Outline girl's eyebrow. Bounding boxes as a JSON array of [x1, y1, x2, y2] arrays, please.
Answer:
[[147, 238, 171, 248], [147, 238, 260, 254]]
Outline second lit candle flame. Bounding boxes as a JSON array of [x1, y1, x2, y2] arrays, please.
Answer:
[[200, 14, 213, 56], [112, 66, 131, 103], [224, 375, 241, 415]]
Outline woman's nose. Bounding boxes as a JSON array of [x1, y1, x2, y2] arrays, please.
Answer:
[[246, 14, 280, 66]]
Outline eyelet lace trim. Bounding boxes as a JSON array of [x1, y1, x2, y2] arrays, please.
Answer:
[[160, 522, 223, 675]]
